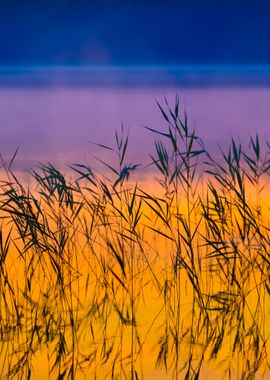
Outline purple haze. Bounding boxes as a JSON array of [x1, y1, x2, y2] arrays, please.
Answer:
[[1, 84, 270, 172]]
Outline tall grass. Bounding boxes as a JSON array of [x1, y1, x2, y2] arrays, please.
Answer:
[[0, 98, 270, 379]]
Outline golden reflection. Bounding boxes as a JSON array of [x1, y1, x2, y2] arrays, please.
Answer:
[[0, 167, 269, 379]]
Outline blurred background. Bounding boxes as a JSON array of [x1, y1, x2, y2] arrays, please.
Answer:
[[1, 0, 270, 173]]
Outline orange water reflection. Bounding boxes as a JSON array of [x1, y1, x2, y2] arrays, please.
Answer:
[[0, 165, 270, 379]]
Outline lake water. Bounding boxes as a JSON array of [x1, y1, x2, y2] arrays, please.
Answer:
[[1, 66, 270, 379]]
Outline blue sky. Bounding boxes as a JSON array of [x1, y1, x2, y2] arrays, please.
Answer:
[[1, 1, 270, 66]]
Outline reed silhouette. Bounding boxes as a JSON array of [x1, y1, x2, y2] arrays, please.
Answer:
[[0, 98, 269, 379]]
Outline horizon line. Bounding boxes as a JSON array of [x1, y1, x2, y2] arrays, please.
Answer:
[[2, 64, 270, 73]]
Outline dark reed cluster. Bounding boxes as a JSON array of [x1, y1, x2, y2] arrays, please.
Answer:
[[0, 98, 270, 379]]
